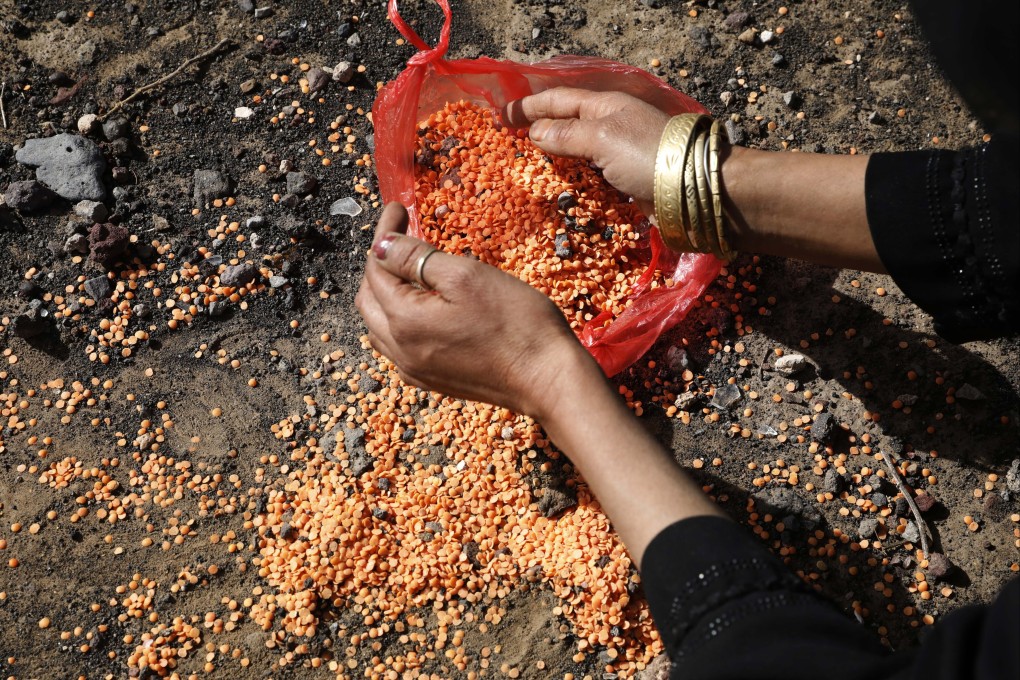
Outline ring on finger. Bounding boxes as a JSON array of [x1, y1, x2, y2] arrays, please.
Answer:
[[414, 248, 440, 291]]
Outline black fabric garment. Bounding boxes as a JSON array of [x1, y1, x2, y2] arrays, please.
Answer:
[[865, 0, 1019, 342], [642, 516, 1020, 680]]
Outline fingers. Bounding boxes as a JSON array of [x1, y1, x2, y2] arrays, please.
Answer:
[[504, 87, 624, 126], [528, 117, 602, 160], [372, 201, 411, 247], [369, 234, 474, 307]]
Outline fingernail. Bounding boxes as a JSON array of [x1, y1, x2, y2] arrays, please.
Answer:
[[373, 234, 396, 260], [530, 119, 551, 142]]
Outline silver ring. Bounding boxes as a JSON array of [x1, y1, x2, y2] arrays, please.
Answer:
[[414, 248, 440, 291]]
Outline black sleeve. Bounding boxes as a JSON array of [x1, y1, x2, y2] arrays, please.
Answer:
[[865, 140, 1019, 343], [641, 516, 1020, 680]]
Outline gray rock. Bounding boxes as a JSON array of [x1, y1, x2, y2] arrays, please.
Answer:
[[719, 91, 734, 107], [269, 275, 288, 288], [332, 61, 355, 84], [286, 171, 317, 196], [346, 32, 361, 47], [724, 119, 746, 145], [64, 233, 90, 254], [344, 428, 374, 477], [675, 390, 704, 411], [208, 300, 228, 317], [901, 521, 921, 544], [16, 134, 107, 202], [74, 200, 108, 223], [254, 6, 273, 19], [3, 180, 58, 213], [84, 276, 112, 300], [955, 383, 985, 401], [772, 53, 787, 67], [782, 91, 800, 108], [424, 521, 444, 535], [329, 197, 362, 217], [246, 215, 267, 230], [867, 110, 886, 126], [871, 492, 889, 508], [822, 468, 845, 494], [753, 487, 823, 530], [132, 303, 151, 319], [759, 29, 775, 43], [1006, 459, 1020, 494], [774, 352, 807, 374], [101, 118, 130, 141], [236, 0, 254, 12], [554, 233, 572, 258], [557, 191, 577, 211], [219, 262, 258, 288], [711, 383, 742, 410], [858, 517, 879, 539], [193, 170, 234, 208], [306, 67, 330, 94]]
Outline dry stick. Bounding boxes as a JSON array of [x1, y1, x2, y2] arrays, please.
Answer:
[[0, 81, 8, 130], [879, 449, 932, 558], [98, 39, 232, 121]]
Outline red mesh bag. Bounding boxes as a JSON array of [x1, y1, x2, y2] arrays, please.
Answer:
[[373, 0, 721, 376]]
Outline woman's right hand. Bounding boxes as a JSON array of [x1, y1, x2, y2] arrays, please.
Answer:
[[503, 87, 670, 206]]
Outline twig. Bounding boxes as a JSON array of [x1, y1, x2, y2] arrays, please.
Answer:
[[879, 449, 932, 558], [0, 81, 8, 130], [99, 39, 232, 121]]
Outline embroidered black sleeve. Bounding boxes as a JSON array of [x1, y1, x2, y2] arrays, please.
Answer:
[[865, 140, 1019, 342]]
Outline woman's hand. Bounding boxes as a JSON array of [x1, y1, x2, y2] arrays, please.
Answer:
[[503, 87, 670, 205], [355, 203, 599, 419]]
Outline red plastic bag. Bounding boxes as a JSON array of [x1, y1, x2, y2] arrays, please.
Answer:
[[373, 0, 722, 377]]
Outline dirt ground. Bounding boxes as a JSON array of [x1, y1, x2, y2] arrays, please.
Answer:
[[1, 0, 1018, 678]]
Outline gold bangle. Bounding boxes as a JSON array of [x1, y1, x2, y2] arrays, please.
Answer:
[[681, 116, 709, 253], [692, 122, 720, 258], [654, 114, 703, 252], [708, 119, 735, 261]]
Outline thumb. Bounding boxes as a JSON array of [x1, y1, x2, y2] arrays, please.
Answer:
[[529, 118, 600, 160]]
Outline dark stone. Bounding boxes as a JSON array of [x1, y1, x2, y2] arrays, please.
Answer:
[[101, 117, 130, 140], [689, 27, 717, 50], [752, 487, 823, 530], [822, 468, 845, 494], [192, 169, 234, 208], [219, 262, 258, 288], [11, 300, 53, 338], [557, 191, 577, 211], [83, 275, 112, 300], [3, 180, 58, 213], [344, 427, 374, 477], [925, 552, 955, 582], [782, 91, 800, 108], [914, 493, 937, 513], [17, 280, 43, 299], [858, 517, 879, 538], [723, 11, 751, 30], [538, 487, 577, 518], [810, 412, 835, 442], [870, 492, 889, 508], [88, 222, 130, 267], [286, 171, 318, 196]]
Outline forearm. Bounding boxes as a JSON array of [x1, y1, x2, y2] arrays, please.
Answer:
[[720, 146, 884, 273], [537, 348, 725, 566]]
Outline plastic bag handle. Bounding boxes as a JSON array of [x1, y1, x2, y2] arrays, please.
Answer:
[[388, 0, 452, 65]]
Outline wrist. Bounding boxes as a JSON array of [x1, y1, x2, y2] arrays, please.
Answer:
[[528, 341, 613, 430]]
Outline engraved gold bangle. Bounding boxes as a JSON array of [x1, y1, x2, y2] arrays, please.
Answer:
[[692, 121, 720, 258], [708, 119, 735, 261], [653, 114, 703, 252]]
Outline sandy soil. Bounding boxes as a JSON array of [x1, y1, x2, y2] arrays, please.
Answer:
[[0, 0, 1017, 678]]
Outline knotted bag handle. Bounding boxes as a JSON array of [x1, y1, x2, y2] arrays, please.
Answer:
[[387, 0, 452, 66]]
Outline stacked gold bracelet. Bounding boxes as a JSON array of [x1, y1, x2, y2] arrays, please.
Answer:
[[653, 114, 735, 261]]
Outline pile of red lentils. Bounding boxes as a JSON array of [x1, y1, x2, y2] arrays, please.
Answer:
[[413, 101, 656, 333]]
